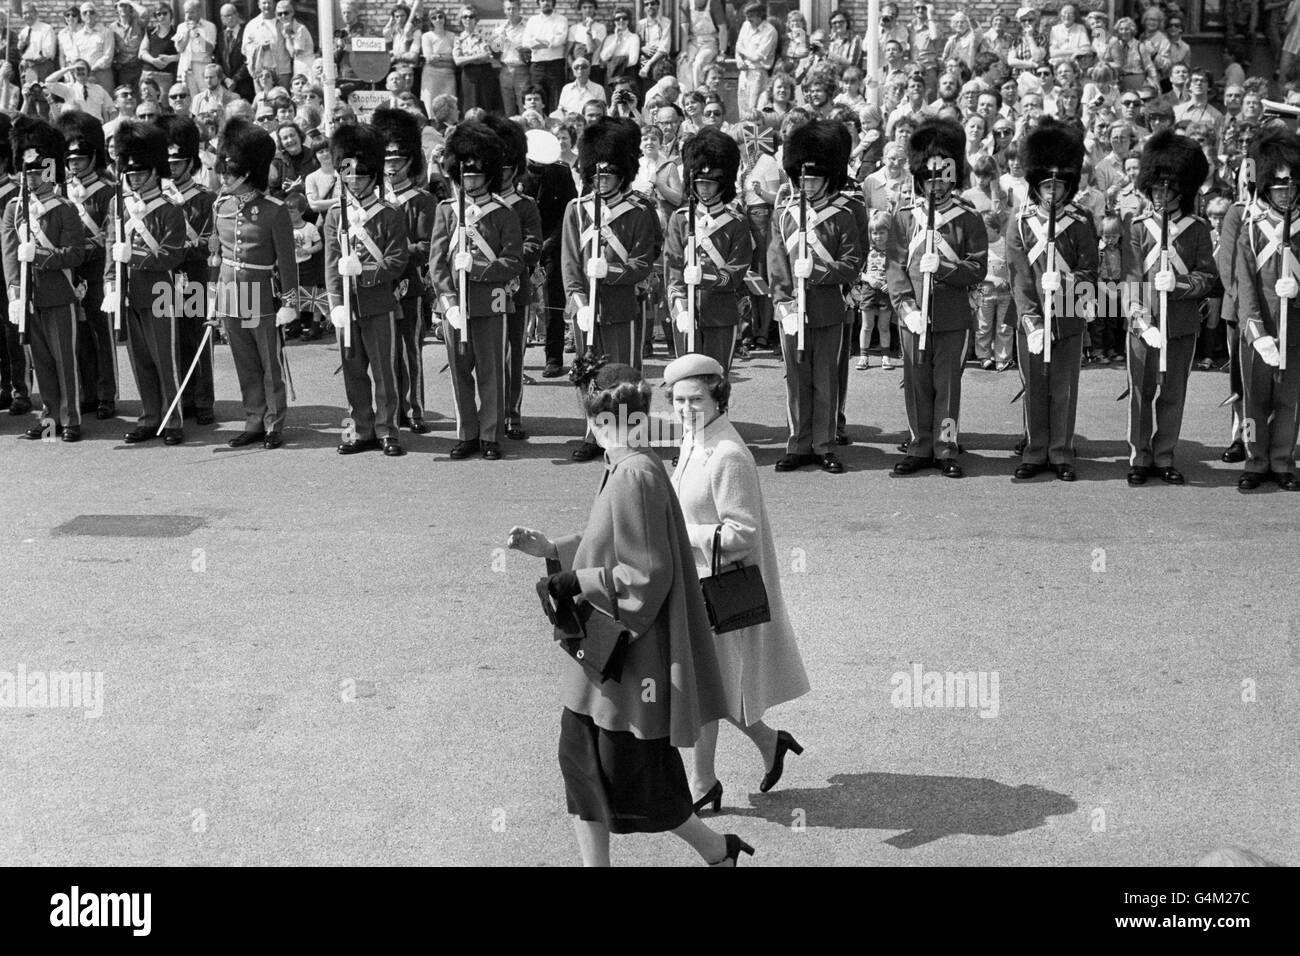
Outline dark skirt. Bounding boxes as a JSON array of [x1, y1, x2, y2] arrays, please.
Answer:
[[459, 62, 504, 115], [558, 708, 693, 834]]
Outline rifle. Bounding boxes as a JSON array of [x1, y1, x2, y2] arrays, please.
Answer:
[[456, 169, 469, 355], [686, 181, 698, 353], [796, 163, 809, 361], [1042, 174, 1057, 377], [1158, 182, 1169, 386], [1278, 195, 1292, 382], [585, 165, 604, 340], [337, 172, 354, 359], [917, 164, 936, 355], [16, 167, 32, 347], [113, 175, 127, 333]]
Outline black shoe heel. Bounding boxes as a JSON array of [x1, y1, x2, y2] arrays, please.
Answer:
[[692, 780, 722, 814], [711, 834, 755, 866], [760, 731, 804, 793]]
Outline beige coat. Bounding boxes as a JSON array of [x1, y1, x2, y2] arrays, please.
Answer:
[[554, 445, 728, 748], [671, 415, 810, 725]]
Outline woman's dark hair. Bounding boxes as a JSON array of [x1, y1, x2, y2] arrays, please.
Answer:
[[571, 350, 653, 419]]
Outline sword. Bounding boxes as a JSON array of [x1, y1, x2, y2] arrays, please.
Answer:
[[158, 324, 213, 436]]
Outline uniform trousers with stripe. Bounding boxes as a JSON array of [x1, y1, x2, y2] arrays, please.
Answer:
[[124, 305, 181, 432], [0, 287, 30, 399], [671, 323, 737, 374], [177, 279, 214, 413], [1226, 323, 1245, 443], [444, 312, 505, 444], [29, 304, 81, 428], [339, 312, 400, 441], [1016, 329, 1083, 466], [574, 317, 643, 370], [835, 323, 854, 435], [505, 283, 528, 428], [901, 325, 969, 460], [1241, 340, 1300, 475], [75, 273, 116, 403], [1127, 331, 1197, 468], [395, 295, 426, 425], [224, 313, 286, 434], [782, 323, 843, 456]]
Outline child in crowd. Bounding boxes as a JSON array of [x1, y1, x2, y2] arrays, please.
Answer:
[[1095, 212, 1125, 365], [857, 210, 894, 370], [285, 192, 326, 339], [975, 210, 1014, 371], [835, 67, 867, 112]]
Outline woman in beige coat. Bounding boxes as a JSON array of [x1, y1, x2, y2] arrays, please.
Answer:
[[665, 354, 811, 814], [508, 357, 754, 866]]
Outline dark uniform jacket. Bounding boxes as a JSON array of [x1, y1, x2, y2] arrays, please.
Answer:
[[324, 194, 410, 321], [499, 185, 543, 306], [1, 190, 87, 307], [212, 190, 298, 318], [1124, 207, 1219, 340], [428, 192, 523, 318], [768, 192, 864, 328], [66, 172, 113, 287], [560, 189, 660, 324], [1215, 200, 1250, 325], [169, 179, 216, 286], [888, 194, 988, 335], [386, 182, 437, 302], [102, 189, 187, 308], [1005, 201, 1096, 339], [664, 200, 754, 328], [1236, 203, 1300, 350]]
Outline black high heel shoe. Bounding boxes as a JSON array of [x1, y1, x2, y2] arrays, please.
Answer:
[[710, 834, 755, 867], [692, 780, 723, 814], [759, 731, 804, 793]]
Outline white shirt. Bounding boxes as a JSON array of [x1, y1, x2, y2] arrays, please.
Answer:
[[242, 14, 286, 76], [47, 85, 113, 122], [557, 79, 605, 117], [522, 12, 568, 62], [175, 18, 217, 75], [20, 20, 58, 65], [567, 18, 605, 58], [735, 20, 778, 72]]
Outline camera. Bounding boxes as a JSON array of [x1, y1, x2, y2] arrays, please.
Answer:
[[614, 89, 633, 104]]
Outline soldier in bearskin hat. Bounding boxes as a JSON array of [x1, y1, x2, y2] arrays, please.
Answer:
[[1214, 131, 1257, 467], [428, 119, 523, 461], [57, 109, 116, 421], [325, 122, 411, 457], [769, 119, 863, 474], [1, 117, 87, 441], [0, 113, 32, 418], [160, 114, 217, 428], [104, 120, 188, 445], [664, 126, 753, 373], [887, 118, 987, 479], [212, 117, 298, 449], [560, 116, 661, 461], [481, 113, 542, 443], [373, 106, 438, 436], [1004, 118, 1096, 483], [1123, 129, 1219, 486], [1234, 128, 1300, 491]]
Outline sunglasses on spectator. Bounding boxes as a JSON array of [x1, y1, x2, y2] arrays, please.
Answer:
[[994, 128, 1012, 136], [703, 109, 723, 118], [614, 14, 628, 20], [463, 13, 477, 19], [1122, 98, 1140, 106]]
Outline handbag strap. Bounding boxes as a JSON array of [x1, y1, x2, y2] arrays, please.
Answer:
[[711, 524, 722, 578]]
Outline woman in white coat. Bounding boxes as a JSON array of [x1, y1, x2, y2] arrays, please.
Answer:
[[666, 353, 810, 813]]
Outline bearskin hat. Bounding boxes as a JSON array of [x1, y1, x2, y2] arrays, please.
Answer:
[[783, 119, 851, 193], [1021, 118, 1085, 205], [443, 120, 504, 193], [158, 114, 203, 176], [56, 108, 108, 171], [12, 116, 68, 184], [113, 120, 170, 178], [216, 118, 275, 190], [683, 127, 740, 204], [330, 122, 387, 181], [1247, 128, 1300, 204], [578, 117, 640, 190], [1136, 129, 1208, 214], [908, 119, 967, 195], [371, 106, 425, 182], [480, 113, 527, 178]]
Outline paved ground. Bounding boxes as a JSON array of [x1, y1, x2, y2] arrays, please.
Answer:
[[2, 332, 1296, 867]]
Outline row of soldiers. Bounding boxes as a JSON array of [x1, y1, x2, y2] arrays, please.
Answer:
[[3, 108, 1298, 487]]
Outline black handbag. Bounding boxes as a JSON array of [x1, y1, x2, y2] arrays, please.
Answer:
[[537, 559, 630, 683], [700, 525, 771, 634]]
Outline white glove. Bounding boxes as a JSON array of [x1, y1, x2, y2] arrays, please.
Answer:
[[683, 264, 702, 286], [673, 306, 691, 333], [329, 304, 349, 329], [1154, 269, 1176, 293], [16, 241, 36, 263], [793, 257, 813, 279], [1140, 325, 1162, 349], [111, 243, 132, 264], [444, 304, 465, 332], [1027, 328, 1045, 355], [587, 256, 608, 279], [1275, 275, 1298, 299], [102, 284, 118, 316], [776, 299, 799, 336], [1040, 270, 1061, 293], [1253, 335, 1281, 367], [902, 308, 925, 336], [919, 252, 940, 275], [575, 303, 595, 333], [337, 254, 362, 277], [453, 251, 473, 273], [7, 299, 21, 325], [276, 306, 296, 327]]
